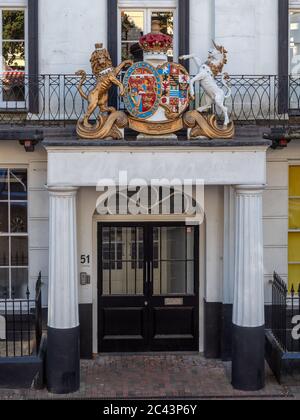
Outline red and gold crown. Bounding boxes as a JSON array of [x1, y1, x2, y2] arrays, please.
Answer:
[[139, 20, 173, 54]]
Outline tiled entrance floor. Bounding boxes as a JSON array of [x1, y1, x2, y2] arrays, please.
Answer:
[[0, 354, 295, 400]]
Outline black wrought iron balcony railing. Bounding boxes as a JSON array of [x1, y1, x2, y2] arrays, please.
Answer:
[[271, 272, 300, 353], [0, 74, 297, 126]]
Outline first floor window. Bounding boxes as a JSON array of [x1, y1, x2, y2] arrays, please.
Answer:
[[0, 168, 28, 299], [119, 3, 177, 63], [288, 165, 300, 291], [0, 7, 26, 104]]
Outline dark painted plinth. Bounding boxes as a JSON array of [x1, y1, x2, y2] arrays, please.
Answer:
[[46, 326, 80, 394], [265, 330, 300, 385], [79, 304, 93, 359], [221, 304, 233, 361], [204, 301, 222, 359], [0, 335, 46, 390], [232, 324, 265, 391]]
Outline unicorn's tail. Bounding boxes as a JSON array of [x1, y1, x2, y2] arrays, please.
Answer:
[[222, 74, 232, 99]]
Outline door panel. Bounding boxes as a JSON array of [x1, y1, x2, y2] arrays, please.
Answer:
[[98, 223, 199, 353]]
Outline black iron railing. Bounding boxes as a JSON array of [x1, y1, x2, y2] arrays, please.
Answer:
[[271, 272, 300, 352], [0, 74, 298, 127], [0, 272, 43, 358]]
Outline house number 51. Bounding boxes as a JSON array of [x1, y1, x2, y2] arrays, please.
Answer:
[[81, 255, 90, 265]]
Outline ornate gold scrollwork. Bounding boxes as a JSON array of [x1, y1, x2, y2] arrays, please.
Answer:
[[76, 112, 128, 140], [128, 116, 184, 136], [183, 111, 235, 139]]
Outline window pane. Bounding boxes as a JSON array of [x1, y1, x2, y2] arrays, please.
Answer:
[[11, 237, 28, 266], [0, 237, 9, 266], [289, 166, 300, 197], [154, 261, 194, 295], [11, 268, 28, 299], [151, 12, 174, 36], [2, 10, 25, 40], [0, 170, 9, 201], [289, 198, 300, 229], [186, 227, 194, 260], [2, 73, 25, 102], [289, 232, 300, 262], [290, 12, 300, 74], [288, 264, 300, 292], [10, 202, 27, 233], [0, 268, 9, 298], [121, 11, 144, 41], [0, 203, 8, 233], [3, 41, 25, 70], [122, 42, 143, 62], [102, 269, 109, 295], [9, 169, 27, 200], [160, 227, 187, 260], [111, 265, 126, 295]]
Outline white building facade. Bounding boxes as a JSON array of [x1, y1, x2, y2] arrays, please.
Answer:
[[0, 0, 299, 394]]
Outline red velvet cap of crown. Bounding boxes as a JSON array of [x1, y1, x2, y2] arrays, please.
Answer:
[[139, 32, 173, 54]]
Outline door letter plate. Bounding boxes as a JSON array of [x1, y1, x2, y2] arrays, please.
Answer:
[[164, 298, 184, 306]]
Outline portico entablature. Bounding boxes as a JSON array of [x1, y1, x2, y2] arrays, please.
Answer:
[[44, 139, 271, 188]]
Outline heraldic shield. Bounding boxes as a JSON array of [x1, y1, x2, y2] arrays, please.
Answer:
[[123, 61, 191, 135]]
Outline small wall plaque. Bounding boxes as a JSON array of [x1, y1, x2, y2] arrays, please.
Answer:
[[164, 298, 184, 306]]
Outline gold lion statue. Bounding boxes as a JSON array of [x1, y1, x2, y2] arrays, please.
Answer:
[[76, 43, 132, 139]]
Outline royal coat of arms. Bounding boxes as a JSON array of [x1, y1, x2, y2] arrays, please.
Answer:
[[123, 61, 190, 132], [75, 20, 235, 140], [123, 62, 162, 120]]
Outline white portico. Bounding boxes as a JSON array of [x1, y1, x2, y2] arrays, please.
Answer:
[[44, 138, 270, 394]]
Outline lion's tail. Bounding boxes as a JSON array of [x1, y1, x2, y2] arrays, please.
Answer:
[[75, 70, 88, 101]]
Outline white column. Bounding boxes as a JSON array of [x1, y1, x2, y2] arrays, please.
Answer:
[[48, 187, 79, 329], [232, 185, 265, 391], [47, 187, 80, 394], [221, 186, 235, 360]]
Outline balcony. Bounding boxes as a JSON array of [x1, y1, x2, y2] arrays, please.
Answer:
[[0, 74, 297, 129]]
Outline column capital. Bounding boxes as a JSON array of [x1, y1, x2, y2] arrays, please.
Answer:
[[234, 185, 266, 194], [46, 186, 78, 196]]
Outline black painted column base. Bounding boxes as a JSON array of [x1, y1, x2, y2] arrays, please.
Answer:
[[232, 324, 265, 391], [46, 326, 80, 394], [221, 304, 233, 361]]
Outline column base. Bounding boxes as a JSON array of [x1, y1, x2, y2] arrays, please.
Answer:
[[46, 326, 80, 394], [232, 324, 265, 391], [221, 304, 233, 361]]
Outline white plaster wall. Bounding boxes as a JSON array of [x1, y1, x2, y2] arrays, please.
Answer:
[[204, 185, 224, 303], [39, 0, 107, 74], [0, 142, 48, 305], [190, 0, 215, 75], [34, 0, 278, 75], [214, 0, 278, 75]]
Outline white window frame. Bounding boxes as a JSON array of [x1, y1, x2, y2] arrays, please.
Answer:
[[118, 0, 179, 63], [0, 167, 29, 300], [0, 3, 28, 108]]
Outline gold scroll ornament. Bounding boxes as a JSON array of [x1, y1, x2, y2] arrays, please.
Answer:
[[76, 112, 128, 140], [183, 111, 235, 139], [128, 116, 184, 136]]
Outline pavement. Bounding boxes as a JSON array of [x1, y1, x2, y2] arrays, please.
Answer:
[[0, 354, 298, 400]]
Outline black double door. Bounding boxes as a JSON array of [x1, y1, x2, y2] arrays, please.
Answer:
[[98, 223, 199, 352]]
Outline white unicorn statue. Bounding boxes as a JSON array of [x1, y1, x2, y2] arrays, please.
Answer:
[[180, 42, 231, 127]]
